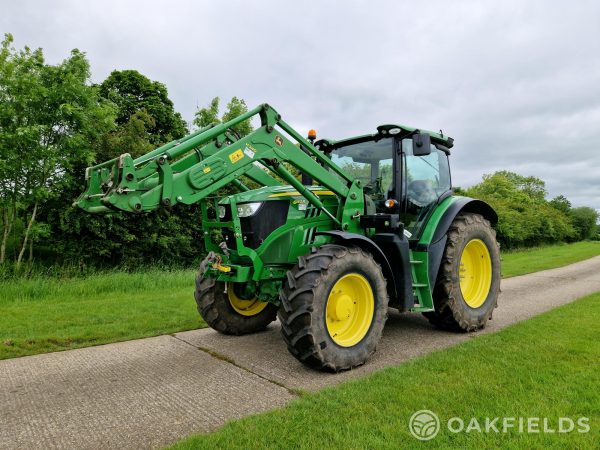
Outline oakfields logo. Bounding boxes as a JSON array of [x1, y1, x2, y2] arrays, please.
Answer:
[[409, 410, 440, 441], [409, 410, 590, 440]]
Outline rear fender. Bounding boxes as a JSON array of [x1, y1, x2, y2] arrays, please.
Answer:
[[420, 196, 498, 287]]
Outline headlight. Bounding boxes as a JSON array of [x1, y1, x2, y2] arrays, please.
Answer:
[[237, 202, 262, 217], [218, 206, 226, 219]]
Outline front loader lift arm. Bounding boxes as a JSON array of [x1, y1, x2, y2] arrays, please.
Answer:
[[76, 104, 362, 228]]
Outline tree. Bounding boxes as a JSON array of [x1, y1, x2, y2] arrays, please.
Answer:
[[0, 33, 115, 267], [495, 170, 547, 201], [194, 96, 253, 137], [465, 171, 575, 248], [194, 97, 220, 129], [570, 207, 599, 241], [96, 110, 155, 161], [49, 71, 202, 269], [192, 96, 260, 191], [549, 195, 571, 214], [99, 70, 187, 144]]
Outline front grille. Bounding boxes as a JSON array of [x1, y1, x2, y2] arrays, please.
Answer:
[[239, 200, 289, 249]]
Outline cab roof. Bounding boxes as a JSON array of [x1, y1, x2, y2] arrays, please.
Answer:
[[315, 124, 454, 153]]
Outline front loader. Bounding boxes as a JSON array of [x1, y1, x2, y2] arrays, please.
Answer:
[[76, 104, 500, 371]]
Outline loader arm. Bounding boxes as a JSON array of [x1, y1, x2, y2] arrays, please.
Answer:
[[76, 104, 364, 230]]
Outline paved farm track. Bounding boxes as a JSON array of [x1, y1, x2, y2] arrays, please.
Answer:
[[2, 256, 600, 449]]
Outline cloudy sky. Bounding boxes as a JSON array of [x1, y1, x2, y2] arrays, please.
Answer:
[[3, 1, 600, 209]]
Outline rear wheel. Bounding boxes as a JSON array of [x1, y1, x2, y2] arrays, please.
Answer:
[[195, 275, 277, 335], [424, 213, 501, 331], [279, 244, 388, 371]]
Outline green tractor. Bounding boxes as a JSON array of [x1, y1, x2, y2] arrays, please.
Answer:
[[77, 104, 501, 371]]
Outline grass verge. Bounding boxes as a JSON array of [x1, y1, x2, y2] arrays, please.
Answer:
[[171, 292, 600, 450], [501, 240, 600, 278], [1, 241, 599, 360], [0, 269, 201, 359]]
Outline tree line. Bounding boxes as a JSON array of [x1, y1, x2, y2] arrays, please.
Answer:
[[0, 34, 598, 276], [459, 171, 599, 248], [0, 34, 251, 275]]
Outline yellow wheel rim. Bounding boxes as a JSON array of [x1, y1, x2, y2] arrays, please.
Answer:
[[227, 285, 269, 317], [325, 273, 374, 347], [459, 239, 492, 308]]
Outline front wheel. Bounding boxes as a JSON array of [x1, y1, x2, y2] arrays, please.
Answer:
[[195, 275, 277, 335], [279, 245, 389, 371], [424, 213, 501, 331]]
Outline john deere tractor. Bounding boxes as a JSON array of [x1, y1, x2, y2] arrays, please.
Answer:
[[77, 104, 500, 371]]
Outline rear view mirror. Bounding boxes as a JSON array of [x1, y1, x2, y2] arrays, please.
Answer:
[[413, 133, 432, 156]]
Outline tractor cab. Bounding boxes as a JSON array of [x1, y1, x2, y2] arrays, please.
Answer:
[[324, 125, 453, 241]]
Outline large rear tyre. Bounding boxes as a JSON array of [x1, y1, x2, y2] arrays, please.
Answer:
[[424, 213, 501, 331], [195, 275, 277, 335], [279, 244, 389, 371]]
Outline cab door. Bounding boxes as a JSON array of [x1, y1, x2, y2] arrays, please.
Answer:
[[398, 138, 452, 241]]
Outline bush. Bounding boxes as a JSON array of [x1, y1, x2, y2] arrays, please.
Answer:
[[570, 207, 599, 241], [465, 171, 577, 248]]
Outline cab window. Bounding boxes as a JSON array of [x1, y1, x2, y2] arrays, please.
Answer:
[[401, 139, 451, 236], [331, 138, 394, 210]]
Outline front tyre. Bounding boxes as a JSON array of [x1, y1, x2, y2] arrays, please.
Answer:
[[195, 275, 277, 335], [279, 245, 389, 371], [425, 213, 501, 331]]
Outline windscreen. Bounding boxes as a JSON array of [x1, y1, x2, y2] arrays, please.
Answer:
[[330, 138, 394, 200]]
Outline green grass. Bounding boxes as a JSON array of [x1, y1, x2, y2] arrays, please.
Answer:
[[1, 241, 599, 360], [171, 292, 600, 450], [501, 240, 600, 278], [0, 269, 202, 359]]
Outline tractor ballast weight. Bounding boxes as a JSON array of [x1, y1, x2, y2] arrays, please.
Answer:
[[77, 104, 501, 371]]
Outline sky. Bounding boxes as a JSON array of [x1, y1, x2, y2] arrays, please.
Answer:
[[2, 0, 600, 210]]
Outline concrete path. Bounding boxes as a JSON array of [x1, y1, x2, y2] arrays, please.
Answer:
[[2, 256, 600, 449]]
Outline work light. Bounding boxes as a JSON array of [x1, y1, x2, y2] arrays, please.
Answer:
[[237, 202, 262, 217]]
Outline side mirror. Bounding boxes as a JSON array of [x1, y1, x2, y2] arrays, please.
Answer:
[[412, 133, 432, 156]]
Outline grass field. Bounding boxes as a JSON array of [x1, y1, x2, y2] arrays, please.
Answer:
[[501, 240, 600, 277], [1, 241, 599, 360], [171, 292, 600, 450]]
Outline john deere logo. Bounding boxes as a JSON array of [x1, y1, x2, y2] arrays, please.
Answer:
[[409, 410, 440, 441], [275, 135, 284, 147]]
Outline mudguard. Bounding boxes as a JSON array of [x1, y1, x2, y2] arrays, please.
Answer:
[[422, 196, 498, 287], [316, 230, 414, 310]]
